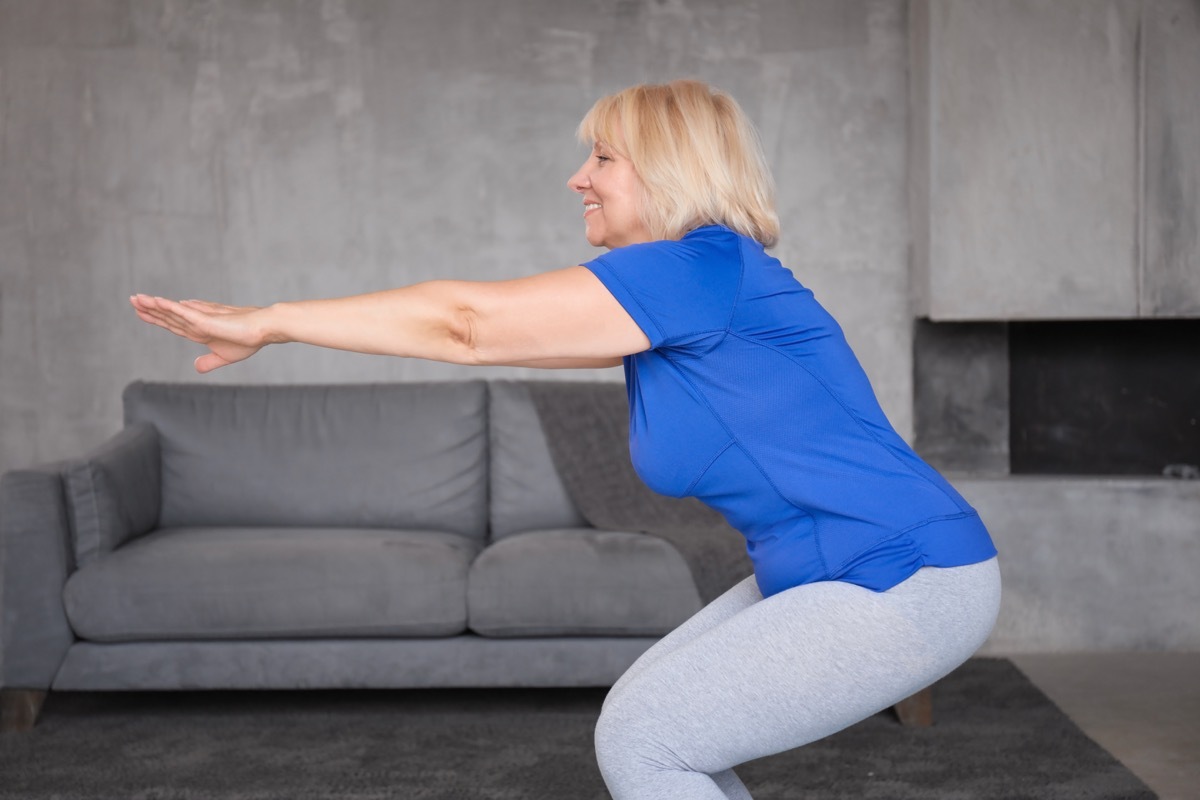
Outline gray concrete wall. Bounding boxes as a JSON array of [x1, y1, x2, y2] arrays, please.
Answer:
[[1143, 0, 1200, 315], [967, 478, 1200, 653], [911, 0, 1200, 321], [0, 0, 911, 474], [912, 0, 1142, 320], [3, 1, 1196, 653]]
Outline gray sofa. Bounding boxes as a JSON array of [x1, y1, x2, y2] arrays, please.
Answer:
[[0, 380, 707, 730]]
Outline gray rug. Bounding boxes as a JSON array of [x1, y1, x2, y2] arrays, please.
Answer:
[[0, 659, 1156, 799]]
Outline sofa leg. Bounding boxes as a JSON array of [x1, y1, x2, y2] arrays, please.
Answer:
[[1, 689, 47, 733], [892, 686, 933, 727]]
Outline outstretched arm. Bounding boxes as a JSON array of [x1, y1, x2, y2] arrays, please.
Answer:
[[131, 266, 648, 373]]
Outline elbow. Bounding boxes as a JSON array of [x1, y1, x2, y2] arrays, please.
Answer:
[[447, 305, 489, 366]]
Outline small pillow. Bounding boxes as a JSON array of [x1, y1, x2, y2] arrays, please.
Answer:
[[65, 424, 160, 567]]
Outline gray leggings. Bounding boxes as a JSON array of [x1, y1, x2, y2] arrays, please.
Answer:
[[595, 557, 1001, 799]]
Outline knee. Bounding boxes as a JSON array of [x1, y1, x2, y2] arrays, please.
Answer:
[[594, 690, 687, 778], [594, 695, 630, 773]]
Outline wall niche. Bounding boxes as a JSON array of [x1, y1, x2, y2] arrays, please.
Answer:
[[913, 319, 1200, 477]]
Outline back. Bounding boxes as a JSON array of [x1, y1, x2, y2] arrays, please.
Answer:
[[583, 226, 996, 596]]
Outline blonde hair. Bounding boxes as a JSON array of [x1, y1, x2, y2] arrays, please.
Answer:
[[577, 80, 780, 248]]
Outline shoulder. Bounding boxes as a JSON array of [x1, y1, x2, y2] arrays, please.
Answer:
[[581, 226, 754, 348], [589, 225, 747, 273]]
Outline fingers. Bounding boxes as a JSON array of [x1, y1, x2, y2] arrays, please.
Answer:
[[133, 301, 227, 352], [132, 294, 225, 315], [130, 294, 185, 324], [179, 299, 222, 313], [130, 293, 174, 311], [149, 295, 202, 322], [133, 294, 257, 323], [194, 352, 232, 374], [133, 306, 191, 339], [131, 297, 202, 342], [180, 299, 244, 315]]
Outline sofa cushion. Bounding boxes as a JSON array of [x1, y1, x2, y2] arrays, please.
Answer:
[[64, 424, 160, 568], [63, 527, 478, 641], [123, 381, 488, 540], [467, 529, 702, 637], [487, 381, 587, 538]]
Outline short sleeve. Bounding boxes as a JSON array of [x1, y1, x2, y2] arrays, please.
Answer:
[[582, 229, 743, 350]]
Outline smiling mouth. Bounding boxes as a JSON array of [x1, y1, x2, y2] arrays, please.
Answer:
[[583, 203, 601, 217]]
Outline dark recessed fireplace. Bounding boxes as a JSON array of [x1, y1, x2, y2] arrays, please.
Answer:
[[913, 319, 1200, 477], [1009, 320, 1200, 475]]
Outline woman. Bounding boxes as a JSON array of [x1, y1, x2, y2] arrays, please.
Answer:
[[133, 80, 1000, 800]]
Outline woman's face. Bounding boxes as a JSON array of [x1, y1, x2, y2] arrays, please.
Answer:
[[567, 140, 653, 249]]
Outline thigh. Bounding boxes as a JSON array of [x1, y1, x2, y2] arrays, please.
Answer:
[[599, 562, 1000, 776], [605, 575, 762, 707]]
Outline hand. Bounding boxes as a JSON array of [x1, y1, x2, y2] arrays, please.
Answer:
[[130, 295, 271, 373]]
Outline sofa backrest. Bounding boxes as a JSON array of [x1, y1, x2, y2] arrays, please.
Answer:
[[123, 381, 489, 540], [487, 381, 587, 538]]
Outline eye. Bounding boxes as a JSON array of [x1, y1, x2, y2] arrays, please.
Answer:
[[596, 154, 611, 163]]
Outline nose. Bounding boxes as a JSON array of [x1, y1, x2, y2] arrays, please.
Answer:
[[567, 160, 591, 194]]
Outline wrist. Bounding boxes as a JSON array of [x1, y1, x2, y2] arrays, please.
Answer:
[[259, 303, 293, 346]]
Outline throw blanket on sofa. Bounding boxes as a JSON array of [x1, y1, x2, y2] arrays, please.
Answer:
[[527, 381, 753, 604]]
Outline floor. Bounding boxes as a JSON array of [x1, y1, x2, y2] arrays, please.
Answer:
[[1009, 652, 1200, 800], [3, 652, 1194, 797]]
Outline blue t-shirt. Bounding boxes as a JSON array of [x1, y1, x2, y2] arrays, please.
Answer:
[[583, 225, 997, 598]]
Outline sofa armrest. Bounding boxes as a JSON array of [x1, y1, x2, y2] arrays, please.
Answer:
[[0, 463, 76, 689], [63, 423, 160, 568]]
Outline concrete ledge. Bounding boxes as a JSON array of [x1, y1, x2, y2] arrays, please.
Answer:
[[956, 477, 1200, 652]]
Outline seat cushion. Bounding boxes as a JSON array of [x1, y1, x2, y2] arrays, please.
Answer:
[[63, 527, 478, 641], [122, 381, 489, 540], [467, 529, 702, 637]]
